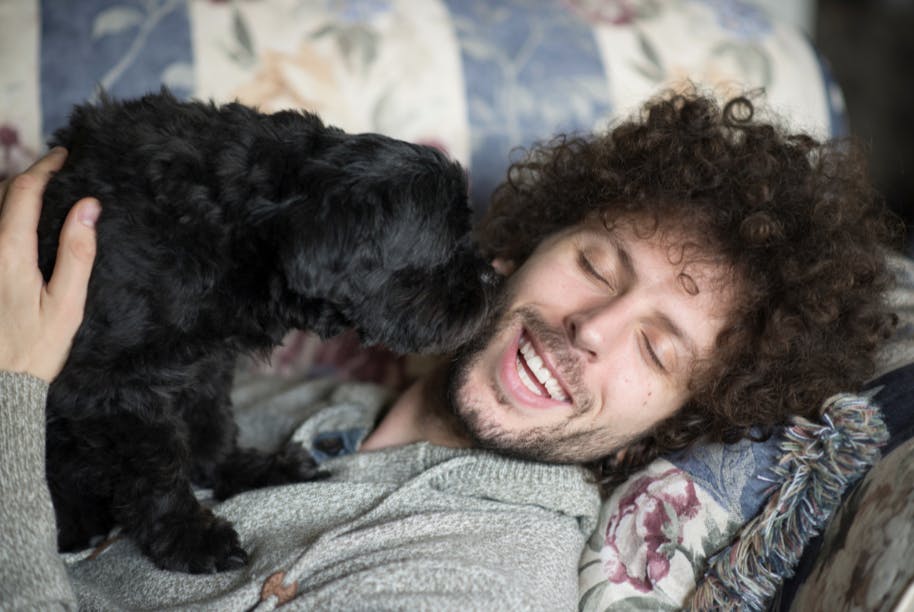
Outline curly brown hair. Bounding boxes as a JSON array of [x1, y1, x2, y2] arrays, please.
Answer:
[[476, 92, 900, 496]]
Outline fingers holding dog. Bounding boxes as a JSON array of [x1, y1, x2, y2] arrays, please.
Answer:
[[0, 147, 68, 244], [44, 196, 100, 337], [0, 147, 99, 382]]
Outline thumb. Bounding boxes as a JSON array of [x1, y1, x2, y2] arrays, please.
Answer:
[[45, 198, 100, 324]]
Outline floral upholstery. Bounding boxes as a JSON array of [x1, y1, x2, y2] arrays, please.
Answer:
[[579, 395, 889, 611], [1, 0, 843, 206]]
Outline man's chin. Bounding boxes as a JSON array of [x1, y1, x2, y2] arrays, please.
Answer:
[[456, 411, 554, 462], [448, 380, 569, 463], [446, 358, 527, 457], [448, 366, 633, 465]]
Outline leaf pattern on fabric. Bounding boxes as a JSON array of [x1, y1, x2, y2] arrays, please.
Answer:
[[227, 6, 257, 67], [666, 436, 779, 522], [91, 6, 144, 39], [444, 0, 611, 211], [632, 29, 664, 81], [39, 0, 193, 137]]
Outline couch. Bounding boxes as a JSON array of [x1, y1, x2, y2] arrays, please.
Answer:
[[2, 1, 912, 609]]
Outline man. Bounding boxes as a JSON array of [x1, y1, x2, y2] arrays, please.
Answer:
[[0, 93, 896, 608]]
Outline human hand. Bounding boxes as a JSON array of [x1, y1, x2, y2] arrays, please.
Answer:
[[0, 148, 100, 382]]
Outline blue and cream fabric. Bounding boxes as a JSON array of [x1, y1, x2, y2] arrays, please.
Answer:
[[3, 0, 843, 214]]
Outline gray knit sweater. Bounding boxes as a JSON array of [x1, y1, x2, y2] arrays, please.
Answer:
[[0, 370, 600, 610]]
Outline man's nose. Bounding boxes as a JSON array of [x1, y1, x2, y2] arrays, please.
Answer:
[[564, 298, 630, 360]]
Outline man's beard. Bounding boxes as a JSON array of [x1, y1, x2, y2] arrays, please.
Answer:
[[445, 293, 634, 464]]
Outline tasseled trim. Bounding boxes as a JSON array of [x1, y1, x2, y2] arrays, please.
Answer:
[[687, 393, 888, 611]]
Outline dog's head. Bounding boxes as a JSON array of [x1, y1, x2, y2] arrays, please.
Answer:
[[271, 131, 501, 354]]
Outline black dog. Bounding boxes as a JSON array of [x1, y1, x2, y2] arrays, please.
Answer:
[[37, 90, 497, 573]]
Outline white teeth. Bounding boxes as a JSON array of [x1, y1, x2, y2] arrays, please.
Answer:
[[517, 335, 569, 402], [516, 354, 542, 396]]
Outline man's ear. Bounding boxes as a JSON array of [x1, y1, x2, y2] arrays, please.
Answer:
[[491, 257, 515, 276]]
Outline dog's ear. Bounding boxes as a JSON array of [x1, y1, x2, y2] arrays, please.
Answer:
[[251, 154, 459, 301], [245, 161, 384, 301], [245, 196, 329, 298]]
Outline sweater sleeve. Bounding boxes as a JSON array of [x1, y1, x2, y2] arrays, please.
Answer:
[[0, 371, 77, 611]]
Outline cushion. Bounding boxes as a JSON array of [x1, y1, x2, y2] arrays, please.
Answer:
[[578, 394, 888, 611], [786, 437, 914, 612], [2, 0, 843, 215]]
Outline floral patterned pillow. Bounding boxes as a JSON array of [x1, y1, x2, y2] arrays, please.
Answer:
[[579, 394, 888, 611], [579, 444, 771, 609]]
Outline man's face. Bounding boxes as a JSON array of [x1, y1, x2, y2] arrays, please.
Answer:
[[448, 217, 733, 463]]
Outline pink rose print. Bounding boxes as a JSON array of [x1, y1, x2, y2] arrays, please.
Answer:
[[564, 0, 638, 25], [601, 468, 700, 592]]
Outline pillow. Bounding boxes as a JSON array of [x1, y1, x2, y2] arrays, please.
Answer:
[[785, 437, 914, 612], [578, 394, 888, 611]]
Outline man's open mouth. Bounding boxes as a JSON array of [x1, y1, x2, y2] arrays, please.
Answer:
[[515, 332, 569, 402]]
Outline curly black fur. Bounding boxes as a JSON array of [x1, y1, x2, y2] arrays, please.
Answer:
[[38, 90, 498, 573]]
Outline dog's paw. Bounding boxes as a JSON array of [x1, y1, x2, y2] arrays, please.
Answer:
[[274, 444, 329, 482], [144, 508, 248, 573]]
